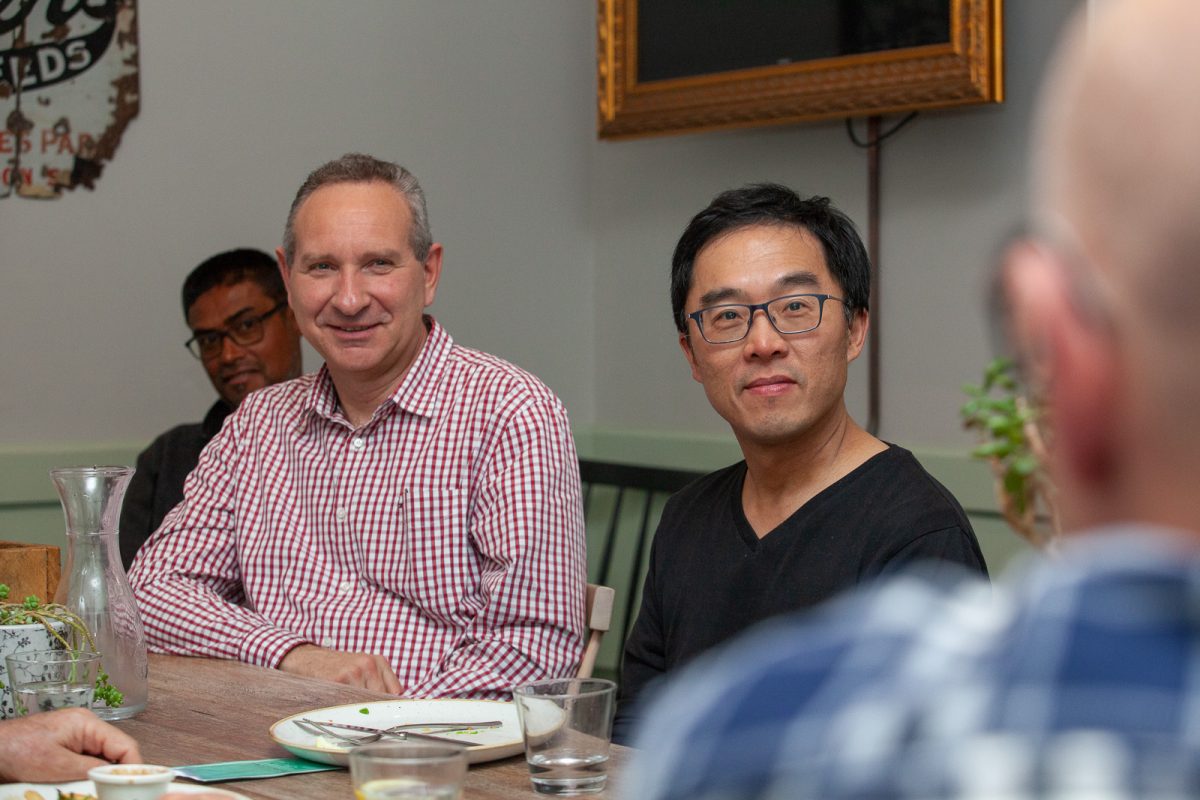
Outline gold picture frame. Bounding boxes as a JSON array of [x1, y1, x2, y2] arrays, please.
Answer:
[[597, 0, 1003, 140]]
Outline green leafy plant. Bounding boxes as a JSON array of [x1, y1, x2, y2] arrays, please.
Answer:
[[961, 357, 1060, 549], [0, 583, 123, 708]]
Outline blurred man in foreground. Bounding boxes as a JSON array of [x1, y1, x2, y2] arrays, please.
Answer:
[[120, 249, 303, 569], [130, 154, 586, 698], [628, 1, 1200, 796]]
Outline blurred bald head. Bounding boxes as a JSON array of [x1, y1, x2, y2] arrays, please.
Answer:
[[1035, 0, 1200, 325], [1011, 0, 1200, 532]]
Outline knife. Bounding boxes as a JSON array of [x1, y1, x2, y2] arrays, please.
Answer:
[[305, 719, 491, 747]]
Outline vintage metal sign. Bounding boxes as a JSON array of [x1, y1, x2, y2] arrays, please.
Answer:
[[0, 0, 139, 199]]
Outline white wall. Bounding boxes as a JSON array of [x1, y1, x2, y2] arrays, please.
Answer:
[[0, 1, 598, 445], [0, 1, 1079, 456]]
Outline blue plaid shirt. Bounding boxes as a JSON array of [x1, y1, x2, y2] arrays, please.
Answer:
[[626, 526, 1200, 799]]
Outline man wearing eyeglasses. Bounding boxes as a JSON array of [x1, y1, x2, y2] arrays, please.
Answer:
[[625, 3, 1200, 795], [119, 249, 302, 569], [612, 185, 986, 742]]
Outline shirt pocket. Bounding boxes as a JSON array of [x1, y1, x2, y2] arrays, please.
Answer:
[[362, 487, 481, 623]]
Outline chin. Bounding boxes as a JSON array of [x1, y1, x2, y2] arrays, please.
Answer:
[[740, 416, 812, 445]]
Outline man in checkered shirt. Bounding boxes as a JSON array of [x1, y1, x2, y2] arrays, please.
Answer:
[[627, 0, 1200, 796], [129, 154, 587, 698]]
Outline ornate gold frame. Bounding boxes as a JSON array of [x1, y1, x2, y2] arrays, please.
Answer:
[[597, 0, 1003, 140]]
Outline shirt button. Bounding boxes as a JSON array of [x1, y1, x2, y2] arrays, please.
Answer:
[[350, 437, 365, 451], [336, 508, 348, 521], [321, 636, 335, 648], [338, 580, 354, 593]]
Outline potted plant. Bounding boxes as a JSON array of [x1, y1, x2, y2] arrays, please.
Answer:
[[961, 357, 1060, 550], [0, 582, 122, 717]]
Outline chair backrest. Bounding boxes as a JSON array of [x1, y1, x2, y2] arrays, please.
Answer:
[[578, 583, 615, 678], [579, 459, 705, 680]]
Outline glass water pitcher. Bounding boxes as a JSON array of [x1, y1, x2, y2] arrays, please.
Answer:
[[51, 465, 148, 720]]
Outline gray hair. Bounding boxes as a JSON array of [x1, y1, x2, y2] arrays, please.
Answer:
[[281, 153, 433, 266]]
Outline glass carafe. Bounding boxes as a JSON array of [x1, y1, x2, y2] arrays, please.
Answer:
[[51, 465, 148, 720]]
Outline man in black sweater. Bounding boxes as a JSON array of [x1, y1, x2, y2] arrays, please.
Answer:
[[613, 185, 987, 742], [119, 249, 302, 569]]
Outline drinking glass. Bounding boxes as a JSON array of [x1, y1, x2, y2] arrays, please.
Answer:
[[349, 741, 468, 800], [512, 677, 616, 795], [5, 649, 99, 715]]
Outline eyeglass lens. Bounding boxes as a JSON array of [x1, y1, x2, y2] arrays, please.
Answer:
[[191, 315, 268, 358]]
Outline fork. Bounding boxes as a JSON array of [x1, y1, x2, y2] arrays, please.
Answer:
[[297, 718, 386, 745], [301, 717, 501, 736], [296, 719, 379, 743], [297, 718, 488, 747]]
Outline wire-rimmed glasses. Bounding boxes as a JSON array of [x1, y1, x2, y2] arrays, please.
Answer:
[[184, 301, 287, 360], [687, 293, 846, 344]]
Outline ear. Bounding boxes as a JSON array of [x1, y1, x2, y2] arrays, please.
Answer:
[[422, 243, 444, 307], [846, 308, 869, 362], [281, 305, 301, 336], [1005, 243, 1119, 488], [275, 247, 292, 297], [679, 332, 703, 383]]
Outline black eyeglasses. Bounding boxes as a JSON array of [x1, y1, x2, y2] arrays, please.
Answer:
[[185, 301, 287, 360], [687, 293, 846, 345]]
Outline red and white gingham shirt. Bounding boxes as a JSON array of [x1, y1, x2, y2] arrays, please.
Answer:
[[129, 318, 586, 698]]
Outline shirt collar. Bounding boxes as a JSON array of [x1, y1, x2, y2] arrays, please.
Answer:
[[299, 315, 452, 428], [385, 315, 452, 418]]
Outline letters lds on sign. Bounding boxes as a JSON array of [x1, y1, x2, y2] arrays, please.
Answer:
[[0, 0, 141, 199]]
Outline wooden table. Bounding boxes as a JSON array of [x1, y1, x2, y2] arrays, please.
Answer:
[[112, 654, 632, 799]]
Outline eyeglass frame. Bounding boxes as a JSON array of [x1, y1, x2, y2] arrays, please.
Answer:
[[686, 292, 848, 345], [184, 300, 288, 360]]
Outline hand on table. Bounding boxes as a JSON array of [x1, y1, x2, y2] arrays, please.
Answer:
[[280, 644, 404, 693], [0, 707, 142, 782]]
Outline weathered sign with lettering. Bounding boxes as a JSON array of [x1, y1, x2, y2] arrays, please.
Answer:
[[1, 0, 139, 199]]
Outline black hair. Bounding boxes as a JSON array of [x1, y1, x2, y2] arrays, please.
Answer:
[[181, 248, 286, 319], [670, 183, 870, 333]]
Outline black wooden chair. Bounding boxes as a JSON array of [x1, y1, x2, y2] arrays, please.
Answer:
[[578, 459, 705, 680]]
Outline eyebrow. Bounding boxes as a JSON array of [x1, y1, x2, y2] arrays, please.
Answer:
[[360, 249, 405, 262], [296, 249, 406, 266], [191, 304, 260, 335], [696, 271, 822, 308]]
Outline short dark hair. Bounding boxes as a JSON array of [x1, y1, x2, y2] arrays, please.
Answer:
[[281, 153, 431, 266], [181, 248, 286, 319], [670, 183, 871, 333]]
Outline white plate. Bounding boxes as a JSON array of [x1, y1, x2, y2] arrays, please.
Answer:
[[0, 781, 250, 799], [270, 699, 524, 766]]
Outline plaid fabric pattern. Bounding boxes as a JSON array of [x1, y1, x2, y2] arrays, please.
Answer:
[[129, 319, 587, 699], [628, 527, 1200, 799]]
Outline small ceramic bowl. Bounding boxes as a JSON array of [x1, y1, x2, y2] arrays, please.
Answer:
[[87, 763, 175, 800]]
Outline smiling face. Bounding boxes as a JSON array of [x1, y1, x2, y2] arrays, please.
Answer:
[[186, 280, 302, 407], [277, 181, 442, 401], [680, 224, 868, 450]]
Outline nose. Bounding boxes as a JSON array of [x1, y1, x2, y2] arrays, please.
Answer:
[[742, 308, 787, 360], [216, 333, 249, 363], [332, 269, 369, 316]]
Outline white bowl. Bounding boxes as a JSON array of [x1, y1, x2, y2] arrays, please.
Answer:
[[87, 763, 175, 800]]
